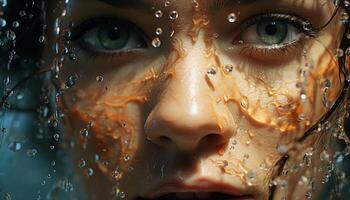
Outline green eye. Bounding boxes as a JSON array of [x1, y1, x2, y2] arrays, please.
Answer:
[[76, 20, 147, 53], [256, 21, 287, 45], [98, 25, 129, 50]]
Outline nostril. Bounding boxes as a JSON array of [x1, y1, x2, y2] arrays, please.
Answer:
[[155, 136, 172, 146], [199, 133, 225, 148]]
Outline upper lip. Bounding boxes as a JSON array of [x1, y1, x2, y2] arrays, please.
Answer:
[[139, 178, 252, 199]]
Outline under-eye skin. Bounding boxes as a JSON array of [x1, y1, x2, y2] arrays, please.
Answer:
[[69, 18, 149, 58], [235, 13, 317, 62]]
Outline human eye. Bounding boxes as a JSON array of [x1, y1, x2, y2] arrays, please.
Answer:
[[69, 18, 148, 57], [235, 13, 316, 63]]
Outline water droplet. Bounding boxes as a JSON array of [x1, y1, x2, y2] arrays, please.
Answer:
[[53, 134, 60, 141], [334, 48, 344, 57], [302, 22, 312, 31], [298, 114, 306, 121], [346, 47, 350, 56], [340, 12, 349, 24], [155, 27, 163, 35], [3, 193, 11, 200], [164, 1, 170, 7], [155, 10, 163, 18], [87, 168, 94, 176], [124, 154, 131, 162], [12, 21, 19, 28], [0, 0, 7, 7], [247, 170, 257, 181], [0, 18, 7, 28], [54, 18, 60, 35], [240, 96, 249, 110], [169, 11, 179, 20], [65, 74, 78, 88], [152, 37, 161, 48], [170, 29, 175, 37], [19, 10, 26, 17], [96, 75, 104, 82], [8, 141, 22, 152], [78, 158, 86, 168], [303, 152, 313, 166], [227, 13, 237, 23], [37, 35, 45, 43], [6, 30, 16, 40], [119, 191, 126, 199], [112, 170, 123, 180], [27, 148, 38, 157], [305, 191, 312, 199], [16, 93, 24, 100], [224, 65, 233, 73], [207, 67, 216, 75], [345, 0, 350, 7], [300, 93, 307, 101]]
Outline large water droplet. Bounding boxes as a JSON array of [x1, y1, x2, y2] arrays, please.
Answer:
[[65, 74, 78, 88], [169, 11, 179, 20], [8, 141, 22, 152], [12, 21, 19, 28], [0, 18, 7, 28], [0, 0, 7, 7], [227, 13, 237, 23], [87, 168, 94, 176], [96, 75, 104, 82], [155, 10, 163, 18], [155, 27, 163, 35], [334, 48, 344, 57], [152, 37, 161, 48]]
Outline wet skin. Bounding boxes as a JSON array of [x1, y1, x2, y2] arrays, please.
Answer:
[[43, 0, 346, 199]]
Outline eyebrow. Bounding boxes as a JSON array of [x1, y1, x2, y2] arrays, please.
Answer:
[[98, 0, 259, 9]]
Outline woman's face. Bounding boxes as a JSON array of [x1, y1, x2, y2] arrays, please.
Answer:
[[45, 0, 345, 199]]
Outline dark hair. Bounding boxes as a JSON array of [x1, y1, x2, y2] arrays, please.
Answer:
[[269, 3, 350, 199]]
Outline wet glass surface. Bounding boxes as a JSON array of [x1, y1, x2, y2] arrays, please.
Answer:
[[1, 0, 350, 200]]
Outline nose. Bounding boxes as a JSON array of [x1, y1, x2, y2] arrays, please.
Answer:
[[144, 39, 235, 152]]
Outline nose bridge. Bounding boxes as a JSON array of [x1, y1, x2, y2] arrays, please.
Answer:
[[144, 36, 234, 151]]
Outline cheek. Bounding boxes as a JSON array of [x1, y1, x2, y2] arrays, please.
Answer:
[[59, 65, 158, 176]]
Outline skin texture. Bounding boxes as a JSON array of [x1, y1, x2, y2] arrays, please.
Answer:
[[43, 0, 346, 199]]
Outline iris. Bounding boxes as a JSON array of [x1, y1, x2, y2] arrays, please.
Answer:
[[257, 21, 288, 45], [98, 25, 129, 50]]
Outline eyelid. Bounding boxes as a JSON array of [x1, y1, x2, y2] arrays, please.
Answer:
[[238, 13, 318, 37], [69, 17, 150, 43]]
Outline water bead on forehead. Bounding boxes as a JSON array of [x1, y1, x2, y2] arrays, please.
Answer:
[[169, 10, 179, 20], [227, 13, 237, 23], [155, 10, 163, 18]]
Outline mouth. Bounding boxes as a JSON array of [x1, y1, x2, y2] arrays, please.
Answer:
[[135, 179, 254, 200], [136, 192, 254, 200]]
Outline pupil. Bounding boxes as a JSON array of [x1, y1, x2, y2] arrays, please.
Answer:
[[107, 26, 120, 40], [265, 23, 277, 35]]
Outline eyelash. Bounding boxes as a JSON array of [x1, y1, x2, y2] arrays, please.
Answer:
[[69, 13, 317, 60], [235, 13, 317, 61], [69, 18, 148, 59]]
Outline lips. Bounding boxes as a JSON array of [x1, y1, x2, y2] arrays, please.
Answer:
[[136, 179, 254, 200]]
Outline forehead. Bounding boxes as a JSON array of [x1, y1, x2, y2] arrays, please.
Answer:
[[94, 0, 336, 10], [67, 0, 337, 30]]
